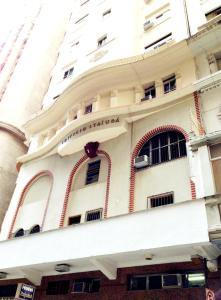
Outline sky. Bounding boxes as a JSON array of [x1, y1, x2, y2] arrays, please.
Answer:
[[0, 0, 39, 44]]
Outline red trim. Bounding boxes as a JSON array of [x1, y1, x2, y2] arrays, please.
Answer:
[[129, 125, 190, 213], [59, 150, 111, 227], [8, 171, 53, 238], [193, 91, 205, 136]]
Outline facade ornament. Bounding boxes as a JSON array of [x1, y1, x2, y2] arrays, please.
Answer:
[[84, 141, 100, 158]]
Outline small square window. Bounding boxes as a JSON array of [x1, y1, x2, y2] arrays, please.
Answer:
[[86, 160, 101, 184], [69, 215, 81, 225], [97, 35, 107, 48], [85, 104, 93, 114], [163, 75, 176, 94], [63, 67, 74, 79], [142, 85, 156, 101]]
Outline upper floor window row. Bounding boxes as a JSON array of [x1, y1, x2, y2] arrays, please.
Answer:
[[138, 131, 187, 167], [142, 75, 176, 101]]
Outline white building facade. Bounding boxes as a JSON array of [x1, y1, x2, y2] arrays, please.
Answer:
[[0, 0, 221, 299]]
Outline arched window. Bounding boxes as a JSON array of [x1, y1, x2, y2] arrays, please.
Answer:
[[29, 225, 40, 234], [139, 131, 187, 166], [14, 228, 24, 238]]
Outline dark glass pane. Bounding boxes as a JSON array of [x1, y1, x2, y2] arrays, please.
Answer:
[[91, 280, 100, 292], [0, 285, 17, 297], [139, 142, 150, 156], [170, 79, 176, 90], [169, 131, 178, 143], [130, 277, 147, 290], [69, 215, 81, 225], [179, 140, 187, 156], [152, 149, 159, 164], [151, 135, 159, 149], [171, 143, 179, 159], [47, 280, 69, 295], [160, 132, 168, 146], [163, 275, 178, 286], [14, 228, 24, 237], [149, 276, 162, 290], [30, 225, 40, 234], [164, 82, 170, 93], [160, 146, 169, 162]]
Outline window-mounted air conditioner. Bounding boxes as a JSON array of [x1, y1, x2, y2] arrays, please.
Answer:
[[143, 20, 154, 31], [134, 155, 149, 168], [162, 274, 182, 288]]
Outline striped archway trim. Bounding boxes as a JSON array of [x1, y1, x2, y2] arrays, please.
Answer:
[[129, 125, 194, 213], [59, 150, 111, 227], [8, 170, 53, 238]]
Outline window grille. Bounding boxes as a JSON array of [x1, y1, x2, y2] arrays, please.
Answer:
[[86, 160, 101, 184], [139, 131, 186, 167], [149, 193, 174, 208], [86, 209, 102, 222], [29, 225, 40, 234]]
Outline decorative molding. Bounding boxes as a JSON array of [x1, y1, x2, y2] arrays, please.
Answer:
[[0, 121, 26, 142], [129, 125, 190, 213], [193, 92, 205, 135]]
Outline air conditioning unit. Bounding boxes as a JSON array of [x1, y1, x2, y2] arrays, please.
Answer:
[[162, 274, 182, 288], [134, 155, 149, 168], [143, 20, 154, 31]]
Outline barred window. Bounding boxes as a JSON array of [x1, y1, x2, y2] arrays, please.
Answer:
[[86, 160, 101, 184], [139, 131, 186, 166]]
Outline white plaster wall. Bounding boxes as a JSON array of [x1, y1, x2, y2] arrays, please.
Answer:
[[135, 158, 190, 211], [201, 87, 221, 134], [12, 175, 52, 232]]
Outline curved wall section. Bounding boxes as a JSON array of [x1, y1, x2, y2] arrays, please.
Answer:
[[8, 171, 53, 238]]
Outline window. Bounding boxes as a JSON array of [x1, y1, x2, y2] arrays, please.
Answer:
[[46, 280, 70, 295], [139, 131, 186, 167], [144, 33, 172, 50], [103, 9, 111, 17], [142, 85, 156, 101], [86, 209, 102, 222], [163, 75, 176, 93], [129, 274, 182, 291], [29, 225, 40, 234], [80, 0, 89, 6], [72, 279, 100, 293], [149, 192, 174, 208], [75, 14, 89, 24], [63, 67, 74, 79], [206, 6, 221, 21], [85, 103, 93, 114], [0, 284, 17, 297], [14, 228, 24, 238], [86, 160, 101, 184], [97, 35, 107, 47], [69, 215, 81, 225]]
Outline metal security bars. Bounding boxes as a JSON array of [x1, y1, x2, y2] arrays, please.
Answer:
[[85, 209, 102, 222], [86, 160, 101, 184], [139, 131, 186, 166], [149, 192, 174, 208]]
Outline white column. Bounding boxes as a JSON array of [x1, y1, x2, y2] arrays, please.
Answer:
[[198, 145, 216, 197]]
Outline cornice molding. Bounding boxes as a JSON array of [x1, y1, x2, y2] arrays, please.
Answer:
[[0, 122, 26, 143], [23, 40, 190, 135]]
